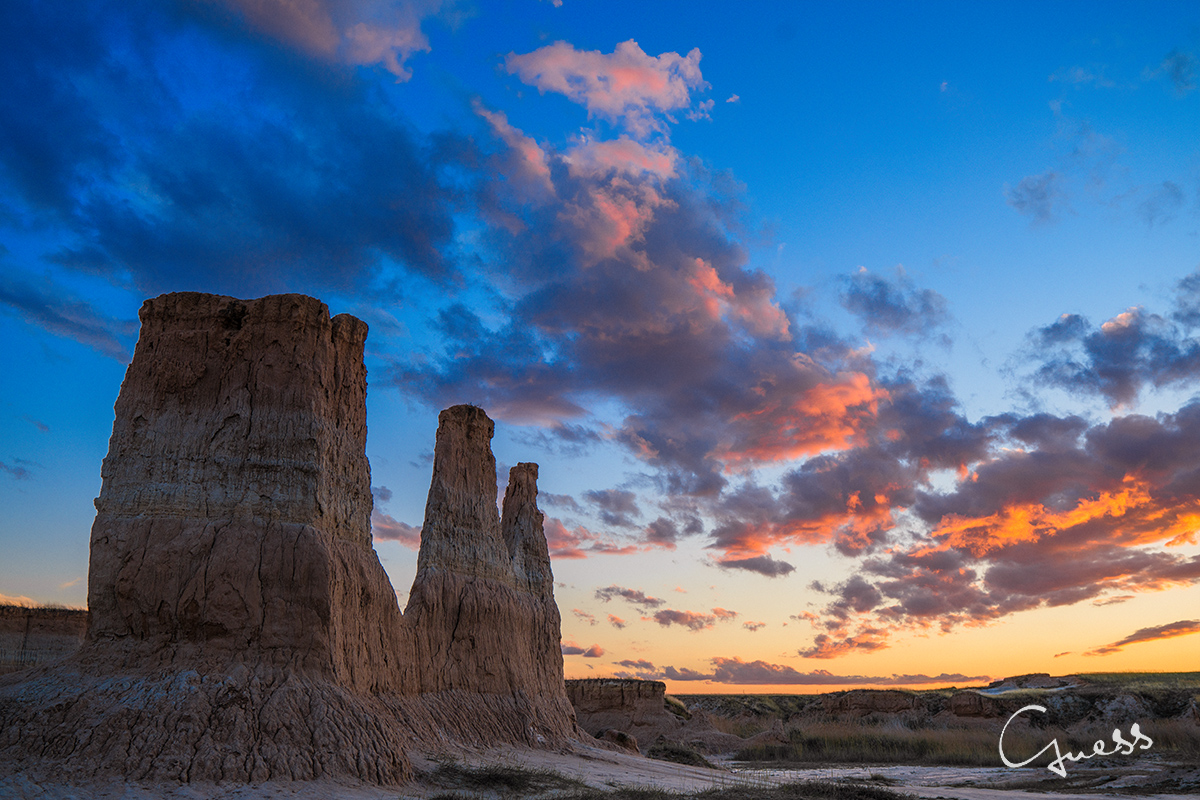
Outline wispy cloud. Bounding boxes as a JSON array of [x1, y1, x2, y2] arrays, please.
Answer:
[[0, 271, 134, 360], [1085, 619, 1200, 656], [652, 607, 737, 631], [1005, 171, 1066, 224], [561, 640, 605, 657], [659, 657, 987, 686], [572, 608, 598, 626], [594, 585, 665, 610], [194, 0, 438, 80], [0, 459, 34, 480], [1155, 50, 1197, 94]]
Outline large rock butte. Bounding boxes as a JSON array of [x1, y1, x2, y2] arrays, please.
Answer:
[[0, 292, 579, 785]]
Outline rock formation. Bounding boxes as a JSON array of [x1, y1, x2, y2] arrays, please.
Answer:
[[0, 292, 579, 786], [0, 605, 87, 675], [569, 679, 683, 744], [566, 678, 750, 755], [401, 407, 577, 738]]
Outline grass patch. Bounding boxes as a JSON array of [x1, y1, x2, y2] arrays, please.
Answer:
[[1143, 718, 1200, 760], [1076, 672, 1200, 690], [646, 740, 717, 769], [664, 693, 692, 720], [731, 720, 1152, 768], [425, 759, 586, 797]]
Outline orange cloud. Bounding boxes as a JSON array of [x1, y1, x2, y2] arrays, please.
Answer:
[[798, 628, 891, 659], [926, 478, 1200, 558], [719, 372, 888, 466], [689, 258, 790, 340]]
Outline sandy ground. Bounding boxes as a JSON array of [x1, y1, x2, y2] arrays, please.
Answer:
[[2, 745, 1195, 799], [0, 743, 760, 799]]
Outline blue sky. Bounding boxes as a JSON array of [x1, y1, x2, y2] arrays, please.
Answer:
[[2, 0, 1199, 689]]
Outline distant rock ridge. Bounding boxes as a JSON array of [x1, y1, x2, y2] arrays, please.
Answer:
[[0, 292, 580, 785], [0, 605, 87, 675]]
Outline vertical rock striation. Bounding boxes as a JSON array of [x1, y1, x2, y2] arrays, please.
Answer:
[[1, 293, 413, 783], [85, 294, 405, 689], [402, 408, 577, 740], [0, 293, 580, 786]]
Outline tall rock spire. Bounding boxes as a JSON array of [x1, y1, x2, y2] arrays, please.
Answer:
[[413, 404, 511, 582], [404, 407, 572, 724], [502, 462, 554, 597]]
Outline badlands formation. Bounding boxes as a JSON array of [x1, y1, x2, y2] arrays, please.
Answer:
[[0, 293, 580, 784]]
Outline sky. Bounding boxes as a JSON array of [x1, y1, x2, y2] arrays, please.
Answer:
[[1, 0, 1199, 693]]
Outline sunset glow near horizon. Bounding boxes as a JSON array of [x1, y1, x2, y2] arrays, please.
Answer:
[[2, 1, 1199, 693]]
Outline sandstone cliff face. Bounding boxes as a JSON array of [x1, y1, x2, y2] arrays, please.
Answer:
[[85, 293, 406, 692], [0, 293, 579, 785]]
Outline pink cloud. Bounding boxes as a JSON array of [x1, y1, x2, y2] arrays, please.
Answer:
[[371, 509, 421, 548], [209, 0, 434, 79], [505, 39, 709, 137], [561, 640, 605, 657], [798, 628, 892, 659], [572, 608, 598, 626], [565, 136, 677, 180], [474, 102, 553, 194], [544, 518, 640, 559]]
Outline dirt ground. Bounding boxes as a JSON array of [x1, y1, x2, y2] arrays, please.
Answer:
[[2, 743, 1196, 799]]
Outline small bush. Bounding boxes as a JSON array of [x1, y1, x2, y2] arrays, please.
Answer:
[[425, 760, 585, 795], [665, 693, 692, 719], [647, 740, 717, 769]]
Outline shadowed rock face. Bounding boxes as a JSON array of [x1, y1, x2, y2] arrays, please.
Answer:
[[0, 293, 578, 785]]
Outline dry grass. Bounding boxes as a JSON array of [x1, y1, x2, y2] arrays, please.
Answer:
[[1077, 671, 1200, 689], [731, 718, 1184, 768], [1142, 718, 1200, 760], [559, 780, 913, 800]]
